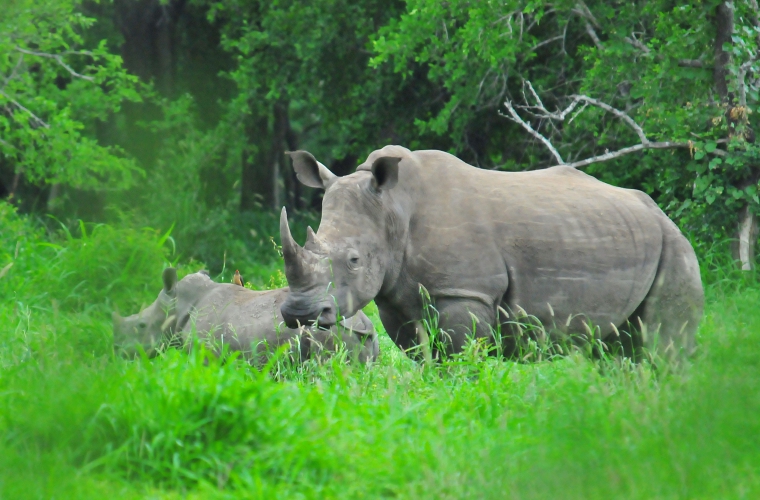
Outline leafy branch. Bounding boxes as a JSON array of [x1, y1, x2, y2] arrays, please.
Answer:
[[15, 47, 95, 82], [0, 90, 50, 129]]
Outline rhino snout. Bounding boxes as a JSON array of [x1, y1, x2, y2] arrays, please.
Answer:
[[281, 298, 337, 329]]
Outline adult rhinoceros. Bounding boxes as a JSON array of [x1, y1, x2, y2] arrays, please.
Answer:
[[113, 268, 378, 364], [278, 145, 704, 360]]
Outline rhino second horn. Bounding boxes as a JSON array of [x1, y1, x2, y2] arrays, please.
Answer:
[[305, 226, 319, 250]]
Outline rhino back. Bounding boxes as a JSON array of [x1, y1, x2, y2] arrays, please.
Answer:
[[391, 151, 663, 334], [183, 284, 296, 353]]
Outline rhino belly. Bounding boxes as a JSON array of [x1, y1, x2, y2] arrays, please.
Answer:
[[501, 194, 662, 336]]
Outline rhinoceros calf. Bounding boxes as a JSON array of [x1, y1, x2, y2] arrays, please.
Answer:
[[278, 145, 704, 361], [113, 268, 379, 364]]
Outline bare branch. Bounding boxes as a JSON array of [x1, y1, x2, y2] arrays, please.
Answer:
[[563, 142, 693, 169], [567, 101, 588, 124], [15, 47, 94, 82], [570, 94, 649, 144], [582, 21, 604, 50], [529, 35, 565, 53], [501, 81, 728, 170], [624, 35, 650, 54], [0, 137, 16, 150], [573, 2, 604, 50], [524, 80, 546, 110], [678, 59, 709, 68], [501, 100, 565, 165], [738, 52, 760, 108], [623, 35, 711, 69], [2, 54, 24, 91], [491, 11, 519, 28], [573, 1, 600, 27], [0, 90, 50, 129]]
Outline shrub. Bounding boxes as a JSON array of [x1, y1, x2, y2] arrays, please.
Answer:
[[29, 222, 176, 313]]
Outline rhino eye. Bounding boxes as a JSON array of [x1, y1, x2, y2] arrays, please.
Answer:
[[347, 252, 360, 269], [138, 322, 147, 329]]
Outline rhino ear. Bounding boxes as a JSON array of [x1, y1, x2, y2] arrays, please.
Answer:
[[162, 267, 178, 297], [111, 311, 123, 327], [371, 156, 401, 192], [287, 150, 337, 189]]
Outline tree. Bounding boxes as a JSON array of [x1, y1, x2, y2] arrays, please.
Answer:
[[206, 0, 438, 211], [0, 0, 144, 205], [372, 0, 760, 267]]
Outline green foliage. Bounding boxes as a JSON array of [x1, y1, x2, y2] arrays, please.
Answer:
[[371, 0, 760, 244], [33, 222, 175, 312], [206, 0, 432, 162], [572, 0, 760, 240], [0, 201, 175, 314], [0, 0, 144, 190], [372, 0, 580, 164]]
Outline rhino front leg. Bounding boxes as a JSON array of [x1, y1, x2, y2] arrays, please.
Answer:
[[377, 303, 419, 355]]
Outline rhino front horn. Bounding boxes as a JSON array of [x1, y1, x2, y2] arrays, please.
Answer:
[[280, 207, 304, 282]]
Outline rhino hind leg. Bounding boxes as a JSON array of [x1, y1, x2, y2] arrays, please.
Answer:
[[622, 218, 704, 362]]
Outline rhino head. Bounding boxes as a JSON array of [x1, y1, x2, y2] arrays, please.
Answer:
[[113, 267, 179, 356], [280, 150, 404, 328]]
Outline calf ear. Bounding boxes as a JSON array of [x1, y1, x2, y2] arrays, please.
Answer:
[[162, 267, 178, 297], [371, 157, 401, 192], [286, 150, 337, 189]]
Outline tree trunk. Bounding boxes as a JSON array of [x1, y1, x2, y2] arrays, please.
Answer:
[[240, 100, 290, 212], [713, 2, 733, 101], [156, 4, 175, 96], [271, 101, 289, 211], [712, 2, 759, 270], [240, 111, 272, 211], [46, 183, 61, 212], [735, 205, 759, 270], [283, 108, 301, 210], [114, 0, 186, 94]]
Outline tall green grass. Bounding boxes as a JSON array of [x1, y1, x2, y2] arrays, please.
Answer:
[[1, 202, 759, 499]]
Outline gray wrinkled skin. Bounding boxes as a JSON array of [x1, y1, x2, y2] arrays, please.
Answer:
[[113, 269, 378, 364], [280, 145, 704, 361]]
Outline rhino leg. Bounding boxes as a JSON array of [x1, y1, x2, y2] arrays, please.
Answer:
[[434, 298, 496, 357], [625, 217, 704, 361], [377, 304, 419, 354]]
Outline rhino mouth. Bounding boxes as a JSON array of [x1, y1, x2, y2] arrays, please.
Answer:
[[281, 296, 337, 329]]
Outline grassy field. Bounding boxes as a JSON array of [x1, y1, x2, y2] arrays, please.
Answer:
[[1, 202, 759, 499]]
